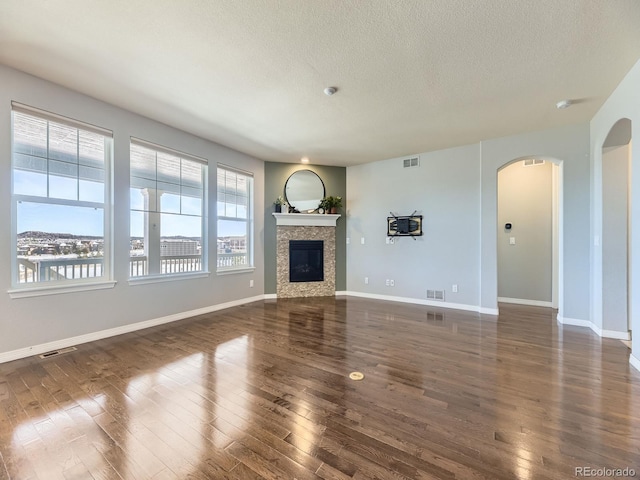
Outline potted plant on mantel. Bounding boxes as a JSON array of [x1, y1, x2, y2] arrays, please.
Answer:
[[274, 195, 285, 213], [319, 195, 342, 214]]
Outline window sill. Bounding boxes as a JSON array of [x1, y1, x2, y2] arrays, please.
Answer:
[[216, 267, 255, 276], [128, 271, 210, 286], [8, 280, 117, 299]]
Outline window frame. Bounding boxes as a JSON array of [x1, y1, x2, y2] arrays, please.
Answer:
[[216, 164, 254, 274], [128, 137, 208, 281], [8, 103, 114, 297]]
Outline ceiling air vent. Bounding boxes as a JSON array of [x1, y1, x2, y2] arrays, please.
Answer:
[[523, 158, 544, 167], [403, 156, 420, 168]]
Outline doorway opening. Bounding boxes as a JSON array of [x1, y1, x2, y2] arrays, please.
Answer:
[[602, 119, 631, 342], [497, 158, 561, 311]]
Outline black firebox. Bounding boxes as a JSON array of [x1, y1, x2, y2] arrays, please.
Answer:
[[289, 240, 324, 283]]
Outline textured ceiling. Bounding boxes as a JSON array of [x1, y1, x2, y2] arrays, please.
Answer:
[[1, 0, 639, 166]]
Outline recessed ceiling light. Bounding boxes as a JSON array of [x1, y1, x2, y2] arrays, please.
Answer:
[[556, 99, 572, 109], [301, 157, 309, 163], [324, 87, 337, 96]]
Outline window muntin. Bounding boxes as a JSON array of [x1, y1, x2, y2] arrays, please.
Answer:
[[217, 166, 253, 271], [11, 107, 112, 287], [130, 140, 207, 278]]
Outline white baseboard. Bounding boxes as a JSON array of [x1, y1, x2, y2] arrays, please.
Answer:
[[3, 294, 630, 365], [341, 291, 496, 315], [598, 328, 631, 340], [557, 315, 592, 328], [556, 315, 630, 340], [498, 297, 553, 308], [630, 354, 640, 373], [0, 294, 265, 364], [479, 306, 500, 315]]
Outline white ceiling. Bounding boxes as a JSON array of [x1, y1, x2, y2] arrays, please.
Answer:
[[1, 1, 639, 167]]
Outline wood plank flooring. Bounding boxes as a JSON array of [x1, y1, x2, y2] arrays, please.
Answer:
[[0, 297, 639, 479]]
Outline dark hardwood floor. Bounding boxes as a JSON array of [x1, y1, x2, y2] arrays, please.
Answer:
[[0, 297, 638, 479]]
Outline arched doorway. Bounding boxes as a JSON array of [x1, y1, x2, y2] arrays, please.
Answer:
[[601, 119, 632, 341], [497, 157, 562, 312]]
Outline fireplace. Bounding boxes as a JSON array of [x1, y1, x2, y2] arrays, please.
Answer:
[[273, 213, 339, 298], [289, 240, 324, 282]]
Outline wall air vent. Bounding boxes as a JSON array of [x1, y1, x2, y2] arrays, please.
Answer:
[[523, 158, 545, 167], [38, 346, 77, 359], [403, 156, 420, 168], [427, 290, 445, 301]]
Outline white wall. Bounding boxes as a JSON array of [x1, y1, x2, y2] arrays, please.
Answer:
[[0, 65, 265, 360], [346, 144, 481, 310], [347, 123, 590, 319], [591, 58, 640, 366], [497, 161, 553, 304], [480, 124, 590, 319], [602, 145, 629, 334]]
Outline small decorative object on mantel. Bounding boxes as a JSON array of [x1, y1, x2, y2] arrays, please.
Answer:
[[387, 210, 423, 240], [274, 195, 285, 213], [319, 195, 342, 214]]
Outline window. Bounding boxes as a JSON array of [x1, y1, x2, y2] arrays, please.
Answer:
[[130, 139, 207, 278], [217, 165, 253, 271], [11, 103, 112, 288]]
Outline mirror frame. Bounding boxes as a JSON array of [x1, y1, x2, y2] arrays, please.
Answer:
[[284, 169, 325, 212]]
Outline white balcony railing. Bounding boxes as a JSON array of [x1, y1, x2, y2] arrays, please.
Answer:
[[17, 252, 248, 283]]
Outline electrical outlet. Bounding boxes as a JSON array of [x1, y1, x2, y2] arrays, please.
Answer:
[[364, 276, 369, 284], [385, 279, 390, 286], [452, 284, 458, 293], [249, 279, 254, 288], [390, 279, 395, 287], [361, 237, 365, 245], [346, 237, 350, 244]]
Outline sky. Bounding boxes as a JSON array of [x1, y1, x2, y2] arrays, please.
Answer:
[[16, 182, 245, 239], [13, 115, 246, 240], [14, 151, 246, 239]]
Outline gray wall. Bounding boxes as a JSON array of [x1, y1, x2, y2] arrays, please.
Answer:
[[347, 123, 590, 319], [0, 65, 265, 357], [264, 162, 346, 294], [481, 124, 591, 320], [602, 145, 629, 333], [591, 58, 640, 360], [347, 144, 482, 309], [497, 161, 553, 303]]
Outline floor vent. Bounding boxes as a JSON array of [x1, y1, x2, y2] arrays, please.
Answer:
[[427, 290, 445, 301], [403, 156, 420, 168], [427, 311, 444, 322], [38, 346, 77, 359]]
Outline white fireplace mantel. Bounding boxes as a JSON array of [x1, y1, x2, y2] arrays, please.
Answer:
[[272, 213, 340, 227]]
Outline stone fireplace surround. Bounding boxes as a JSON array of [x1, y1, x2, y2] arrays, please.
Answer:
[[273, 213, 340, 298]]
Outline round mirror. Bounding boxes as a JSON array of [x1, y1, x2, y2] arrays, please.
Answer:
[[285, 170, 325, 212]]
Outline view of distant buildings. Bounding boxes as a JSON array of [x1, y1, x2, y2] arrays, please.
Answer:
[[18, 232, 246, 258], [17, 232, 247, 283], [17, 231, 104, 258]]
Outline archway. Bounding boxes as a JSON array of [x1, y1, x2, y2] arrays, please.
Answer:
[[601, 118, 632, 340], [496, 157, 562, 314]]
